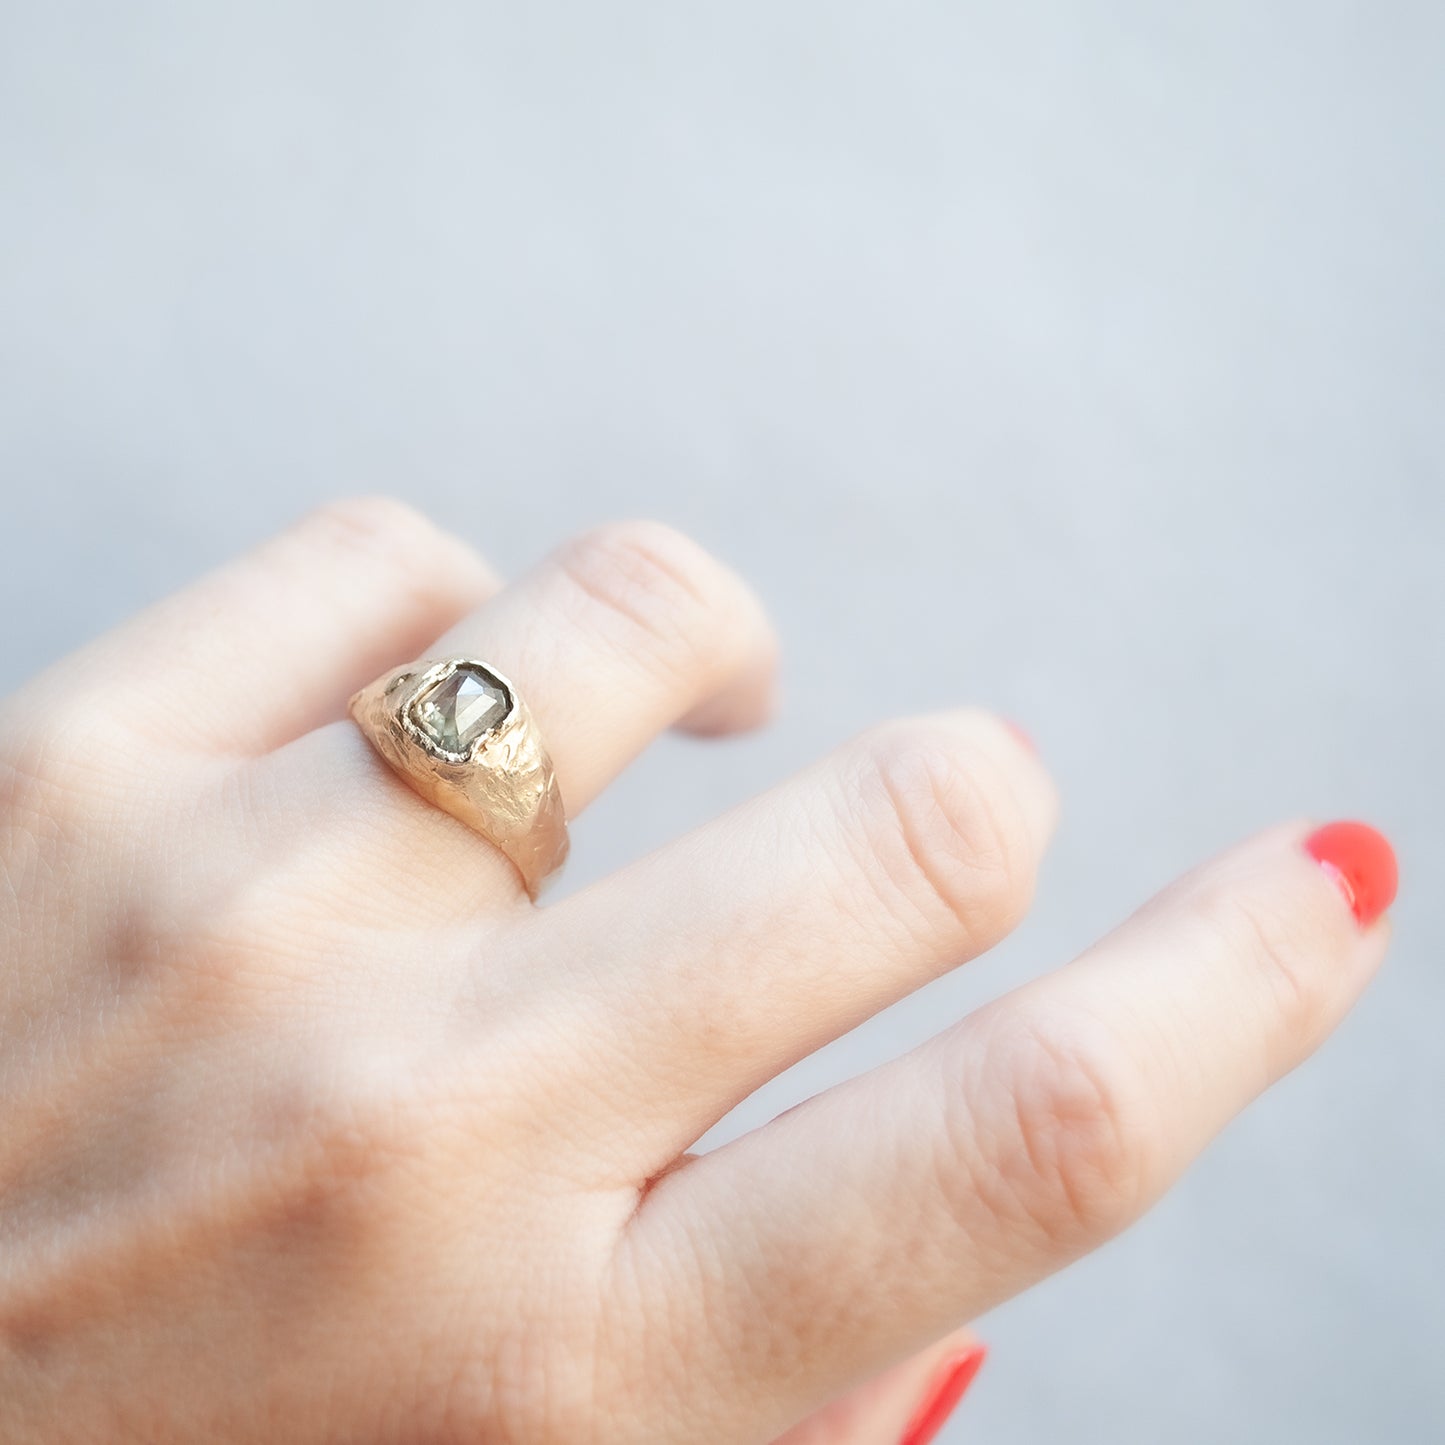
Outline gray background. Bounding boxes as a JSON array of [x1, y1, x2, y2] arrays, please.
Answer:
[[2, 3, 1441, 1440]]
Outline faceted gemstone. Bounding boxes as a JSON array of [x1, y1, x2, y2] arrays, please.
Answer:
[[411, 666, 509, 753]]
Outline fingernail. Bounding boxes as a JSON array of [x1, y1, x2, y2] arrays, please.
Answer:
[[899, 1345, 987, 1445], [1304, 821, 1398, 929], [1003, 719, 1037, 754]]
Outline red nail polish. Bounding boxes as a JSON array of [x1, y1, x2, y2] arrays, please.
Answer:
[[1003, 719, 1037, 754], [899, 1346, 987, 1445], [1304, 821, 1398, 929]]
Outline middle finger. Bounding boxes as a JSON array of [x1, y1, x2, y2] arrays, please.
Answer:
[[528, 709, 1055, 1168]]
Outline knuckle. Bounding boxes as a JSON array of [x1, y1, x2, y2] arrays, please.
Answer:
[[963, 1008, 1157, 1247], [1198, 883, 1336, 1042], [302, 494, 439, 553], [294, 495, 492, 612], [294, 1099, 409, 1213], [852, 720, 1036, 945], [557, 521, 739, 674], [259, 1054, 432, 1231]]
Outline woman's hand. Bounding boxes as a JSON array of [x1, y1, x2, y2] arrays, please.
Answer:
[[0, 502, 1396, 1444]]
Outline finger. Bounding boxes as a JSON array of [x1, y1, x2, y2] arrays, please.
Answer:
[[534, 711, 1055, 1167], [22, 498, 500, 756], [773, 1333, 984, 1445], [620, 821, 1396, 1438], [424, 519, 777, 810], [259, 520, 776, 910]]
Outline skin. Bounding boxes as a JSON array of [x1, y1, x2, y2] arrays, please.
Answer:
[[0, 501, 1391, 1444]]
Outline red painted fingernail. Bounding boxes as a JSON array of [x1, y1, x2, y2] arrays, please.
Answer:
[[1303, 821, 1398, 929], [898, 1345, 987, 1445], [1003, 719, 1037, 754]]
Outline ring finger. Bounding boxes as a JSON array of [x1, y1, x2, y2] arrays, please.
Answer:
[[259, 519, 778, 909]]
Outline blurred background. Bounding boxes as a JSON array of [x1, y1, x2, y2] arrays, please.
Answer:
[[2, 3, 1442, 1440]]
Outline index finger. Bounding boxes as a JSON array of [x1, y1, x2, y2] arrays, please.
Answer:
[[615, 821, 1396, 1441]]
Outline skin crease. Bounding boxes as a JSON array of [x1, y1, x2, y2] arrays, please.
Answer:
[[0, 501, 1394, 1445]]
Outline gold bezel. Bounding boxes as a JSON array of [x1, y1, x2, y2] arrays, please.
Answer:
[[394, 657, 517, 765]]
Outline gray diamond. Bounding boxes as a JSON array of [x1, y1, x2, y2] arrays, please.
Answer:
[[411, 666, 509, 753]]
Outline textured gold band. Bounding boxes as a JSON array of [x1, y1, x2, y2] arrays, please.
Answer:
[[348, 657, 568, 899]]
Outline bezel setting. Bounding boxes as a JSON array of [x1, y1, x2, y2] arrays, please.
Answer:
[[396, 658, 517, 764], [349, 652, 568, 898]]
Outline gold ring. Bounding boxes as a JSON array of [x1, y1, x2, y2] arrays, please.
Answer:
[[349, 657, 568, 898]]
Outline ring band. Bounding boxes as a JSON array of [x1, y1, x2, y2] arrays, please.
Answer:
[[348, 657, 569, 898]]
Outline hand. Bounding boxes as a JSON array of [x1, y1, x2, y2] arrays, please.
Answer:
[[0, 502, 1396, 1444]]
